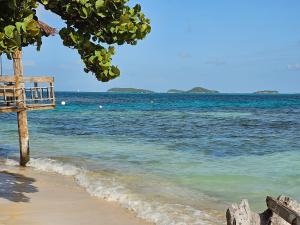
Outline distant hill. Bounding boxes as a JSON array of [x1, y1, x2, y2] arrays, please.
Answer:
[[167, 89, 185, 93], [186, 87, 219, 94], [254, 90, 279, 94], [107, 88, 154, 93]]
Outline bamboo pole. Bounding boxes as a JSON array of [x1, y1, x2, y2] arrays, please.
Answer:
[[13, 49, 30, 166]]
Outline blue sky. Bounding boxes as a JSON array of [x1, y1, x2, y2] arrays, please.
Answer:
[[2, 0, 300, 93]]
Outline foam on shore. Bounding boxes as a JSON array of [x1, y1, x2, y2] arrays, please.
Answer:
[[5, 158, 222, 225]]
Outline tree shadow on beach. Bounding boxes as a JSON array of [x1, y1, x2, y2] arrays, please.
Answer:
[[0, 171, 38, 203]]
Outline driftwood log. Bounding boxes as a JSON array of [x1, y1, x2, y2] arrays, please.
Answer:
[[226, 195, 300, 225]]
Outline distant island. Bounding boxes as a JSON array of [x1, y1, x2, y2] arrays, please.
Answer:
[[167, 87, 219, 94], [186, 87, 219, 94], [254, 90, 279, 94], [107, 86, 219, 94], [167, 89, 185, 93], [107, 88, 154, 93]]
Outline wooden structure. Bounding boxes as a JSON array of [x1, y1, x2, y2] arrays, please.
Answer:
[[0, 75, 55, 112], [0, 50, 55, 166], [226, 195, 300, 225]]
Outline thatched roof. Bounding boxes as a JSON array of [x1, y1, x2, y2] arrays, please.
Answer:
[[37, 20, 56, 36]]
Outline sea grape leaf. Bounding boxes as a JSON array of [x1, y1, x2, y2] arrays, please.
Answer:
[[0, 0, 151, 82]]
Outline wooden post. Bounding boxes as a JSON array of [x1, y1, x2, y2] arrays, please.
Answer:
[[267, 196, 300, 225], [226, 196, 300, 225], [226, 199, 272, 225], [13, 49, 30, 166], [50, 81, 55, 105], [34, 82, 38, 103]]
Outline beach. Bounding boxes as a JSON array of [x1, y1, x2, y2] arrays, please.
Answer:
[[1, 0, 300, 223], [0, 164, 151, 225], [1, 93, 300, 225]]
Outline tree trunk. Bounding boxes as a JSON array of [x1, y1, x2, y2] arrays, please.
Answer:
[[13, 49, 30, 166]]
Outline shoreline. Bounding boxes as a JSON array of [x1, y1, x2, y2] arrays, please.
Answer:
[[0, 158, 225, 225], [0, 164, 152, 225]]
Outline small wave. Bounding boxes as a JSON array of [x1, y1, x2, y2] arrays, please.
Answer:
[[199, 112, 252, 118], [4, 158, 222, 225], [28, 158, 81, 176], [5, 158, 19, 166]]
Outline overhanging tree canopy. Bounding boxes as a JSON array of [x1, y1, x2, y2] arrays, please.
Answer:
[[0, 0, 151, 81]]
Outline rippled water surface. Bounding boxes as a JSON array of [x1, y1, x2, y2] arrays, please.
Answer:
[[1, 93, 300, 224]]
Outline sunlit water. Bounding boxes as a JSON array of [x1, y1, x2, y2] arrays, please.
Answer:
[[1, 93, 300, 224]]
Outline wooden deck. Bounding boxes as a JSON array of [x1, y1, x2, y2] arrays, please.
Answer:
[[0, 104, 55, 113], [0, 75, 55, 112]]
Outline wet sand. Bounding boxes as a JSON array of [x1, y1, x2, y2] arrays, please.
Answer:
[[0, 165, 152, 225]]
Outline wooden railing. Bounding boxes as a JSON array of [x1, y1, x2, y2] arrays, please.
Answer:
[[0, 76, 55, 112]]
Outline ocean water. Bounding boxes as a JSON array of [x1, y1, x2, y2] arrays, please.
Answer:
[[1, 93, 300, 224]]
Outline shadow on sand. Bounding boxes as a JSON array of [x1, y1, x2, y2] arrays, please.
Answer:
[[0, 171, 38, 202]]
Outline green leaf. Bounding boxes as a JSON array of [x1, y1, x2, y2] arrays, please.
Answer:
[[16, 22, 23, 33], [80, 7, 88, 18], [24, 14, 34, 22], [133, 4, 141, 12], [79, 0, 89, 5], [141, 24, 148, 32], [0, 0, 151, 83], [40, 0, 48, 5], [108, 46, 115, 54], [4, 25, 15, 38], [69, 33, 77, 44], [95, 0, 105, 9], [26, 20, 40, 36], [97, 12, 106, 18], [111, 66, 120, 76]]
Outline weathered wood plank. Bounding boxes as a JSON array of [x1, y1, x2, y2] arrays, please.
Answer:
[[0, 85, 15, 97], [0, 106, 20, 113], [0, 104, 55, 113], [1, 54, 55, 167], [13, 50, 30, 167], [0, 92, 15, 96], [0, 76, 54, 83], [0, 93, 15, 97], [0, 75, 16, 82], [27, 104, 55, 111], [267, 196, 300, 225], [226, 199, 271, 225], [227, 196, 300, 225], [23, 76, 54, 83], [0, 76, 55, 106]]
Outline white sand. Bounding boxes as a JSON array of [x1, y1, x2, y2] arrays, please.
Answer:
[[0, 166, 152, 225]]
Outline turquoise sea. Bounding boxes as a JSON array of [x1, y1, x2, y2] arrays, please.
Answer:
[[1, 93, 300, 224]]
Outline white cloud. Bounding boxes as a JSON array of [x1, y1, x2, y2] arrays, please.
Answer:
[[287, 63, 300, 70]]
